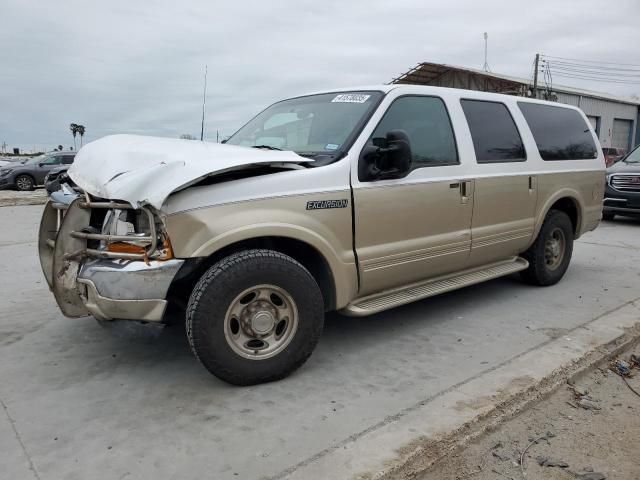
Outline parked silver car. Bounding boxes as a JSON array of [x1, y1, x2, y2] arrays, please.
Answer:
[[0, 151, 75, 191]]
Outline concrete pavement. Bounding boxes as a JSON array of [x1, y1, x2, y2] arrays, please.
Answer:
[[1, 205, 639, 480], [0, 189, 47, 207]]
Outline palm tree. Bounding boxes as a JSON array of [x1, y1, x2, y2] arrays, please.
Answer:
[[77, 125, 86, 147], [69, 123, 79, 150]]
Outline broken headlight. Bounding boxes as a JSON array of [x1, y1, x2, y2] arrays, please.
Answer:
[[100, 208, 173, 259]]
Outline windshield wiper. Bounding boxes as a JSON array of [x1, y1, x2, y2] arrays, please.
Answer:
[[252, 145, 282, 151]]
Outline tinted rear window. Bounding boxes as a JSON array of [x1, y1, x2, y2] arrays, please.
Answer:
[[460, 100, 525, 163], [518, 102, 597, 160]]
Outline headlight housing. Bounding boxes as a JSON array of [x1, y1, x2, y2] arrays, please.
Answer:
[[100, 207, 173, 260]]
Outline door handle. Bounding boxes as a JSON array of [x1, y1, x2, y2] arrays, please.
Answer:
[[460, 180, 472, 204], [449, 182, 460, 189], [528, 176, 536, 191]]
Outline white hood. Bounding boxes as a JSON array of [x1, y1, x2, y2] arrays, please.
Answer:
[[68, 134, 308, 209]]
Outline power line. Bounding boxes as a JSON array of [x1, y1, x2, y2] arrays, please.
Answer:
[[541, 54, 640, 86], [543, 54, 640, 68], [542, 64, 640, 82], [546, 65, 640, 79], [549, 70, 640, 83], [549, 72, 640, 85], [544, 60, 640, 73]]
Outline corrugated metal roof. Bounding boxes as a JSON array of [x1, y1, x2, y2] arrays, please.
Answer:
[[392, 62, 640, 106]]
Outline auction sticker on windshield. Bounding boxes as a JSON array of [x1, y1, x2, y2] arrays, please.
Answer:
[[332, 94, 371, 103]]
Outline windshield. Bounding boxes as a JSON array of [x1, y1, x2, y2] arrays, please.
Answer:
[[623, 145, 640, 163], [225, 91, 382, 158], [23, 154, 48, 165]]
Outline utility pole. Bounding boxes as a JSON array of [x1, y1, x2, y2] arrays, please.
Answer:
[[200, 65, 208, 141], [532, 53, 540, 99], [483, 32, 490, 72]]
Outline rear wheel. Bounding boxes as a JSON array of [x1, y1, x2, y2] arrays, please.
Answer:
[[521, 210, 574, 286], [186, 249, 325, 385], [15, 174, 35, 191]]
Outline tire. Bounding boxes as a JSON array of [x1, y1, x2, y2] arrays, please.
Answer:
[[602, 212, 615, 221], [15, 174, 35, 191], [520, 210, 574, 286], [186, 249, 324, 385]]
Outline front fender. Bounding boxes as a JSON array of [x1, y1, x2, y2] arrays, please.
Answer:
[[165, 197, 357, 309]]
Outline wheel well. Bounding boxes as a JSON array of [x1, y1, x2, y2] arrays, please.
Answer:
[[169, 237, 337, 312], [549, 197, 579, 234]]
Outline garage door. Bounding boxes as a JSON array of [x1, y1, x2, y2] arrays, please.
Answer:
[[587, 116, 600, 137], [612, 119, 632, 152]]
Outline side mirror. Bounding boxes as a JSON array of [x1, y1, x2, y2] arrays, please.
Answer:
[[359, 130, 412, 181], [38, 162, 45, 167]]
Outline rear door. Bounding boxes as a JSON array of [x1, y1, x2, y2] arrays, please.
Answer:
[[459, 99, 536, 266], [352, 94, 474, 296]]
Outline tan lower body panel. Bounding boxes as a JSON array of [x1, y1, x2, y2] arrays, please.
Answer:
[[341, 257, 528, 316]]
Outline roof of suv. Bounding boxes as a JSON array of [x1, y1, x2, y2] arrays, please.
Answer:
[[302, 84, 583, 111], [48, 151, 75, 156]]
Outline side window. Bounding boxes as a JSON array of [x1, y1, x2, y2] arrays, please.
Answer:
[[370, 96, 458, 168], [460, 100, 526, 163], [62, 155, 75, 165], [40, 155, 60, 165], [518, 102, 597, 160]]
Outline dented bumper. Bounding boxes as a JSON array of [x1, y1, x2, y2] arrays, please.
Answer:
[[38, 199, 183, 322], [76, 258, 183, 321]]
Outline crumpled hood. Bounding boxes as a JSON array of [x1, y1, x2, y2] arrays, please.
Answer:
[[68, 134, 308, 209]]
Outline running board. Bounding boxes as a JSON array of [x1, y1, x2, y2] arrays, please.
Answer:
[[341, 257, 529, 317]]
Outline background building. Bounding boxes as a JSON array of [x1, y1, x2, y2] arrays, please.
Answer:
[[392, 62, 640, 152]]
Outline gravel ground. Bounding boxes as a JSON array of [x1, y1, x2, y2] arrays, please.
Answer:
[[417, 348, 640, 480], [0, 189, 47, 207]]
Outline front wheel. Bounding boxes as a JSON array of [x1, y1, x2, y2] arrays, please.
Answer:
[[15, 174, 35, 191], [186, 249, 325, 385], [520, 210, 574, 286]]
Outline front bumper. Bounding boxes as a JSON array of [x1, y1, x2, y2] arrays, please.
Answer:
[[0, 177, 16, 189], [604, 183, 640, 216], [39, 199, 184, 322], [77, 258, 183, 321]]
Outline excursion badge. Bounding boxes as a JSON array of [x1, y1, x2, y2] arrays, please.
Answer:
[[306, 199, 349, 210]]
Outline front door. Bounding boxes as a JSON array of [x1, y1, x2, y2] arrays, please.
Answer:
[[36, 155, 62, 183], [352, 95, 473, 296]]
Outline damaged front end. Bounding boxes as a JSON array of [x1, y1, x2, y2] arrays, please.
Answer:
[[39, 134, 312, 323], [39, 194, 183, 322]]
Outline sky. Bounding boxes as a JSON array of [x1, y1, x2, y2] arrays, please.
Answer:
[[1, 0, 639, 152]]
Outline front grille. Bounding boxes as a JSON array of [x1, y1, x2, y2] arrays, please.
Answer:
[[610, 174, 640, 192]]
